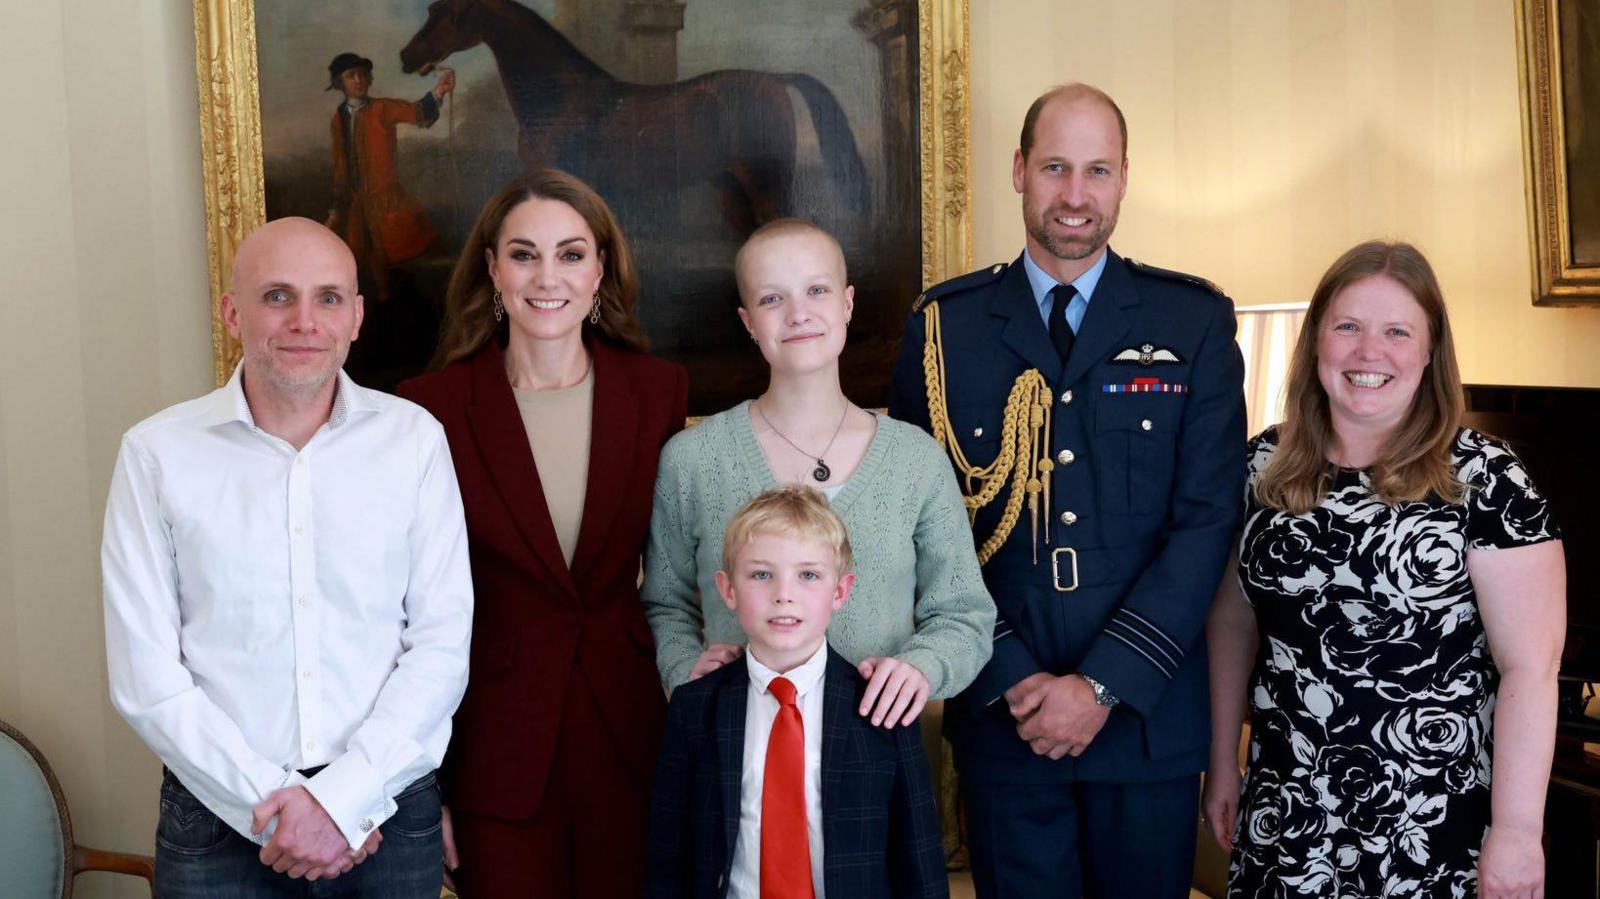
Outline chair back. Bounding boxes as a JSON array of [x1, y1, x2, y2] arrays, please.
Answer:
[[0, 719, 71, 899]]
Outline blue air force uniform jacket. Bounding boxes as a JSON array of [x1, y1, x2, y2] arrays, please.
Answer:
[[887, 249, 1246, 784]]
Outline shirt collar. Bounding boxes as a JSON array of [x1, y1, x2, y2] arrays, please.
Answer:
[[343, 98, 369, 113], [1023, 247, 1110, 316], [746, 641, 829, 701], [205, 365, 372, 431]]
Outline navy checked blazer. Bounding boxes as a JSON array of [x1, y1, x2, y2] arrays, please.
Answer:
[[889, 249, 1247, 784], [645, 646, 948, 899]]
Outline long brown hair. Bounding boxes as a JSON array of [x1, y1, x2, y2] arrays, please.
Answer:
[[431, 169, 649, 369], [1255, 240, 1465, 514]]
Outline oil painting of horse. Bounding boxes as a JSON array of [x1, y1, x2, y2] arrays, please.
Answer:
[[251, 0, 923, 409]]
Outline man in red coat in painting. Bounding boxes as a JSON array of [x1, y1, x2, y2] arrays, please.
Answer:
[[325, 52, 454, 300]]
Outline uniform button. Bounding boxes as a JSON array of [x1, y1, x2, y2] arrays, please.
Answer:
[[973, 427, 983, 438], [1060, 511, 1078, 526], [1056, 449, 1075, 465], [1141, 419, 1153, 431], [1060, 390, 1073, 405]]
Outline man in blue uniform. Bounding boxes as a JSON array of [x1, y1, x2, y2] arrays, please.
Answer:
[[888, 84, 1246, 898]]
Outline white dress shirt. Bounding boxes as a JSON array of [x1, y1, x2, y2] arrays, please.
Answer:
[[729, 642, 828, 899], [102, 367, 473, 850]]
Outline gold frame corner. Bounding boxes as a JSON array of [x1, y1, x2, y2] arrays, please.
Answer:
[[1515, 0, 1600, 306]]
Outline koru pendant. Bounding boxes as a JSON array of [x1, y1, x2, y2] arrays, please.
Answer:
[[812, 459, 831, 482]]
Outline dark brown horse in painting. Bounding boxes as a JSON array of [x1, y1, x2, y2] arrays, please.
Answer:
[[399, 0, 869, 232]]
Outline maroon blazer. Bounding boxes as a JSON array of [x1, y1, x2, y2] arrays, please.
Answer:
[[397, 339, 688, 820]]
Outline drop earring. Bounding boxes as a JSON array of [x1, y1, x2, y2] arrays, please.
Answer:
[[588, 292, 602, 325], [492, 289, 504, 322]]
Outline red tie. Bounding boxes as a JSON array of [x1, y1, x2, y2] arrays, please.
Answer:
[[761, 676, 814, 899]]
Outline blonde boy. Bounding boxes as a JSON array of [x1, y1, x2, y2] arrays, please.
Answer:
[[646, 487, 948, 899]]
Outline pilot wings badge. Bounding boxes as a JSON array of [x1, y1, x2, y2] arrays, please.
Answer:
[[1111, 343, 1183, 366]]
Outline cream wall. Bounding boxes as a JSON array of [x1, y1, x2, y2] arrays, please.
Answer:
[[0, 3, 1595, 898], [1, 1, 213, 896]]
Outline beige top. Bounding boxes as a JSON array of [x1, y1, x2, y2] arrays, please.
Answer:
[[512, 369, 594, 566]]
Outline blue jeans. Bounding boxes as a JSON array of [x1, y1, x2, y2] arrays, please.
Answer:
[[153, 768, 443, 898]]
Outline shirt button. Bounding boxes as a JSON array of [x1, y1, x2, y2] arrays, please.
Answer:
[[297, 596, 308, 607], [1060, 511, 1078, 526], [294, 525, 304, 535], [360, 819, 374, 833], [295, 456, 304, 466], [302, 670, 313, 680], [1060, 390, 1073, 405], [1141, 419, 1153, 431], [1056, 449, 1075, 465], [304, 740, 316, 751]]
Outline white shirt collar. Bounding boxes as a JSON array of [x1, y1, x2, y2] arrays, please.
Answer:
[[206, 365, 374, 432], [745, 641, 829, 701]]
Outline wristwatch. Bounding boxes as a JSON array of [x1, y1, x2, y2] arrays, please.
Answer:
[[1081, 674, 1120, 709]]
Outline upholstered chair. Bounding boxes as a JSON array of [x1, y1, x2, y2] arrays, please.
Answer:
[[0, 718, 153, 897]]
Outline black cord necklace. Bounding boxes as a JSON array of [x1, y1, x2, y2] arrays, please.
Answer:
[[755, 399, 851, 483]]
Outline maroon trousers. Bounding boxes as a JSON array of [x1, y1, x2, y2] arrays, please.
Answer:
[[449, 670, 652, 898]]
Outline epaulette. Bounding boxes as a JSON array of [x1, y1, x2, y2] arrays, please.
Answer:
[[911, 261, 1009, 313], [1124, 258, 1226, 298]]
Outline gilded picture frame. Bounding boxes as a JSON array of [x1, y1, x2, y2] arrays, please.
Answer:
[[1516, 0, 1600, 306], [194, 0, 973, 394]]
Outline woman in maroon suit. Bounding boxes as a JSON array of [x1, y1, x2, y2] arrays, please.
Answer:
[[398, 169, 687, 897]]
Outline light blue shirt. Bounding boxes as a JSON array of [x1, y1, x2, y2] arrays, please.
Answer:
[[1022, 248, 1108, 335]]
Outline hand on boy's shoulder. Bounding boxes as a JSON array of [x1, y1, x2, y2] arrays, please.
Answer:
[[688, 642, 743, 682], [856, 656, 931, 730], [670, 654, 744, 703]]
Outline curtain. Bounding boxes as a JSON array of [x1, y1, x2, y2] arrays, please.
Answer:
[[1234, 303, 1308, 439]]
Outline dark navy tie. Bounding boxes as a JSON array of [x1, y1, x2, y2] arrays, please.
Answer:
[[1048, 283, 1077, 365]]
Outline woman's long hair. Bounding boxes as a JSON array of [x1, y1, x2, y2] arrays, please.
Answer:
[[430, 169, 649, 370], [1254, 240, 1465, 514]]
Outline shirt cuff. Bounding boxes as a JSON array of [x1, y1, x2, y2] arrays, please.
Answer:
[[220, 767, 304, 847], [303, 752, 394, 851]]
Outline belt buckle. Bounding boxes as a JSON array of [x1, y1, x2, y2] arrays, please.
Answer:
[[1051, 547, 1078, 592]]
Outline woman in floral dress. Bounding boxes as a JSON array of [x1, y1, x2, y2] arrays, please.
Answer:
[[1203, 241, 1565, 898]]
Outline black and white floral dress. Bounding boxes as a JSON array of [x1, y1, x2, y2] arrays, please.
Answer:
[[1228, 427, 1557, 899]]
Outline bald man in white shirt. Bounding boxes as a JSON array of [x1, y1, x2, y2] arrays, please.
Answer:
[[102, 218, 472, 897]]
